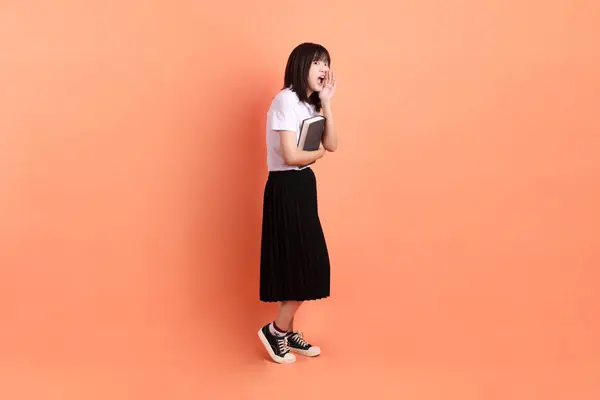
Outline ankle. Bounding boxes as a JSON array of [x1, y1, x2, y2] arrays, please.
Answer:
[[269, 321, 287, 337]]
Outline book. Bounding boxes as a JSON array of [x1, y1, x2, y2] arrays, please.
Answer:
[[297, 115, 326, 151]]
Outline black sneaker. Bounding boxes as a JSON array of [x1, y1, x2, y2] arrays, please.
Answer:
[[286, 331, 321, 357], [257, 324, 296, 364]]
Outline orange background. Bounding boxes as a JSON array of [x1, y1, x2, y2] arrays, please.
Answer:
[[1, 1, 599, 398]]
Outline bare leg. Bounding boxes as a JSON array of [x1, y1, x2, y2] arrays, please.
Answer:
[[258, 301, 303, 364], [275, 301, 303, 332], [283, 304, 321, 357]]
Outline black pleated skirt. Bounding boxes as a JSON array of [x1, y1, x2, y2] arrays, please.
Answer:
[[259, 167, 330, 302]]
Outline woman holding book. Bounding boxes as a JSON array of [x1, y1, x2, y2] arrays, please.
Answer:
[[257, 42, 338, 364]]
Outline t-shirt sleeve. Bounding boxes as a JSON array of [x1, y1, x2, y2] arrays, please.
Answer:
[[267, 92, 298, 132]]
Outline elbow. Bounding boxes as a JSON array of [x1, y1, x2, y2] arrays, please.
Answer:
[[323, 133, 338, 152], [282, 153, 297, 166], [324, 141, 338, 152]]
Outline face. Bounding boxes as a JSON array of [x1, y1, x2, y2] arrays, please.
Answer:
[[307, 57, 330, 94]]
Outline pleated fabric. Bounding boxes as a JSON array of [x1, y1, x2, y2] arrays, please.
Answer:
[[259, 167, 331, 302]]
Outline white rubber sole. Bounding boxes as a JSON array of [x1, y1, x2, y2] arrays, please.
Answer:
[[290, 346, 321, 357], [258, 329, 296, 364]]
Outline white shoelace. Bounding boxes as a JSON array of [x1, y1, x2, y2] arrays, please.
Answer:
[[278, 336, 291, 353], [290, 332, 309, 348]]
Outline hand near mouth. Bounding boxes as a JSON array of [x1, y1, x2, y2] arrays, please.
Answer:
[[318, 70, 336, 104]]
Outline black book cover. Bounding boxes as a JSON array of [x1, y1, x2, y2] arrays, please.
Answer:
[[298, 116, 326, 151]]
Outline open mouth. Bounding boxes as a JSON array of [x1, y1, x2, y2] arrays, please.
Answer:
[[318, 76, 325, 85]]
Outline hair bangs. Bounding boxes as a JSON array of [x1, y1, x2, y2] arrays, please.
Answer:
[[312, 47, 330, 66]]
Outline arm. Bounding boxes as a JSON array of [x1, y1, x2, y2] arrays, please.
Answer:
[[321, 102, 338, 152], [279, 130, 325, 166], [319, 70, 338, 152]]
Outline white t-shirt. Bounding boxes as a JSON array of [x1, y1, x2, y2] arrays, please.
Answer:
[[265, 88, 320, 171]]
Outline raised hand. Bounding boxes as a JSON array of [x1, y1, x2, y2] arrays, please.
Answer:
[[318, 70, 336, 104]]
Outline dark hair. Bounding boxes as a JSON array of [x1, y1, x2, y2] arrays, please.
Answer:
[[283, 42, 331, 111]]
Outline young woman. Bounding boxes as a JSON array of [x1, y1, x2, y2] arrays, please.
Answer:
[[257, 42, 338, 364]]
